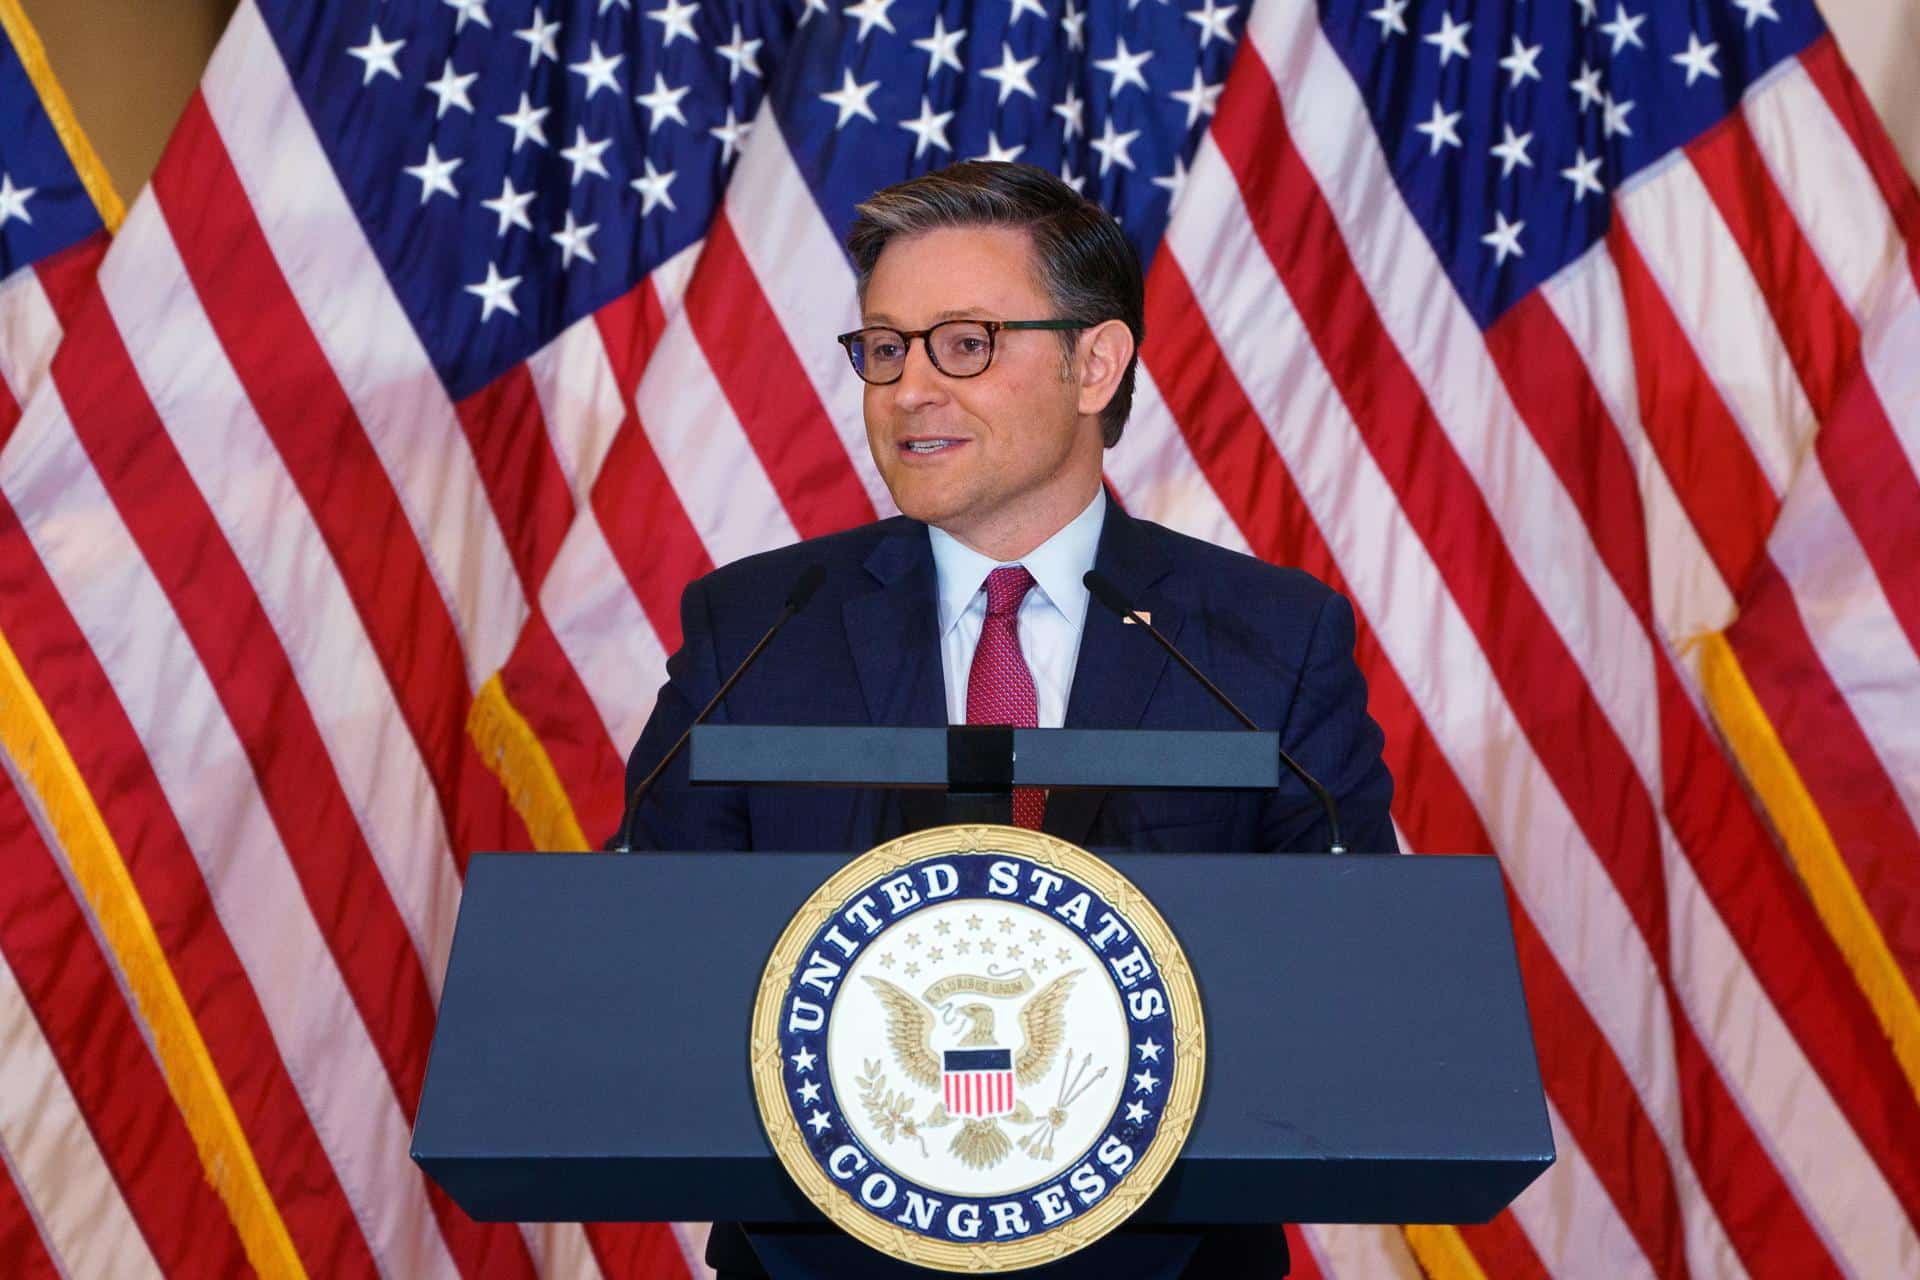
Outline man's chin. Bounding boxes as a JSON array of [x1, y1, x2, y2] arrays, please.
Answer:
[[885, 482, 975, 531]]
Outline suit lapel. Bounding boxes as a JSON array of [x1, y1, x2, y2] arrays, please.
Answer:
[[1047, 502, 1181, 846], [844, 523, 948, 837]]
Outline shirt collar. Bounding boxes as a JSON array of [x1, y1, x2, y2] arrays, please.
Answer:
[[928, 488, 1107, 637]]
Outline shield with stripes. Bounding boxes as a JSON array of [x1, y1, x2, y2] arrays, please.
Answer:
[[942, 1048, 1017, 1119]]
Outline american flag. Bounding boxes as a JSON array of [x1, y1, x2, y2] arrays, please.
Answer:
[[1, 0, 1917, 1273]]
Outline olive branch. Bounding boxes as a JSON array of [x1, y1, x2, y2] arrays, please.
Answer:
[[856, 1059, 930, 1159]]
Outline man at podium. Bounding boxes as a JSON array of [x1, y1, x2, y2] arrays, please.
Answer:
[[620, 160, 1397, 865], [616, 161, 1398, 1278]]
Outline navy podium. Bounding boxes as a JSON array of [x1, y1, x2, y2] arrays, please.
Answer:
[[411, 727, 1553, 1268]]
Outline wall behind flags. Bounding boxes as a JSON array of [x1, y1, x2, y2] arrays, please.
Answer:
[[3, 1, 1920, 1279]]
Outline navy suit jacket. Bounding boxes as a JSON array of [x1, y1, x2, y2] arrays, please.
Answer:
[[621, 499, 1397, 855]]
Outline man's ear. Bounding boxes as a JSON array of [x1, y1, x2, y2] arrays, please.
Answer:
[[1074, 319, 1136, 417]]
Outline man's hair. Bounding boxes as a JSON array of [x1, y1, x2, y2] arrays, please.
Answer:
[[847, 161, 1145, 447]]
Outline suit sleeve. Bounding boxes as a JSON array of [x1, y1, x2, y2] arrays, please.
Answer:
[[1262, 591, 1399, 854], [608, 575, 753, 852]]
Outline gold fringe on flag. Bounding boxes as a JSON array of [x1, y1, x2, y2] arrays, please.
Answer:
[[0, 0, 125, 232], [466, 673, 591, 851], [1697, 631, 1920, 1101], [1402, 1224, 1492, 1280], [0, 627, 306, 1278]]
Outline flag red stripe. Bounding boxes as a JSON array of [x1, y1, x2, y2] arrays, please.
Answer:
[[0, 1159, 58, 1280], [1507, 900, 1687, 1279], [1456, 1205, 1553, 1280], [1727, 565, 1920, 994], [0, 377, 16, 443], [1213, 50, 1842, 1273], [1690, 115, 1920, 659], [454, 361, 577, 591], [498, 615, 627, 845], [1603, 220, 1778, 595], [0, 779, 252, 1276], [1660, 650, 1920, 1220], [683, 212, 877, 538], [48, 297, 534, 1280], [0, 497, 378, 1278], [1799, 36, 1920, 289], [26, 233, 109, 333], [580, 1222, 692, 1280], [1142, 255, 1691, 1275], [1492, 275, 1920, 1217], [1485, 295, 1652, 620], [1281, 1225, 1325, 1280], [591, 278, 711, 651], [153, 95, 527, 871]]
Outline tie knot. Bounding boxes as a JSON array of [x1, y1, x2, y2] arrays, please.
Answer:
[[983, 565, 1035, 618]]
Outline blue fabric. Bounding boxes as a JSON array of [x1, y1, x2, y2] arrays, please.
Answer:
[[0, 23, 101, 282], [621, 499, 1399, 856]]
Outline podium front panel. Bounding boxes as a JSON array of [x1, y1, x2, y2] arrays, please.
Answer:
[[412, 852, 1550, 1224]]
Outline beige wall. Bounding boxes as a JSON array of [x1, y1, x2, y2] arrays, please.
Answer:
[[1823, 0, 1920, 183], [15, 0, 1920, 210], [20, 0, 234, 204]]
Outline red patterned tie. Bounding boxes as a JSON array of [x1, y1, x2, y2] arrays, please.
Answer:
[[967, 566, 1045, 830]]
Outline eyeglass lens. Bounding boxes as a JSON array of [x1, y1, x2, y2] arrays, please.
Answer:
[[848, 321, 994, 383]]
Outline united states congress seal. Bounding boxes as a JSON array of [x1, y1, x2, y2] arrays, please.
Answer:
[[750, 825, 1205, 1273]]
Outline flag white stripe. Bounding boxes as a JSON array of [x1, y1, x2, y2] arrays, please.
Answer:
[[1302, 1224, 1424, 1280], [1743, 62, 1920, 487], [100, 195, 463, 994], [0, 266, 60, 411], [671, 1222, 715, 1280], [1105, 366, 1255, 556], [728, 112, 895, 517], [1666, 805, 1920, 1277], [202, 1, 528, 687], [529, 241, 706, 511], [1168, 132, 1722, 1279], [0, 948, 161, 1280], [637, 311, 801, 567], [0, 395, 460, 1280], [1263, 1, 1668, 806], [1506, 1100, 1672, 1280], [1540, 248, 1739, 648], [518, 1222, 606, 1280], [1614, 159, 1813, 499], [543, 487, 672, 752], [528, 310, 636, 511], [1764, 460, 1920, 828]]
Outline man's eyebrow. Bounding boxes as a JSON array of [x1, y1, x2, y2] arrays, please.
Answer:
[[859, 308, 1004, 326]]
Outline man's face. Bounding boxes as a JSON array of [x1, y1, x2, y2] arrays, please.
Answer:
[[859, 225, 1106, 557]]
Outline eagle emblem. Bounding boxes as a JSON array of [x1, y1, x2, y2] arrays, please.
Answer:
[[861, 969, 1106, 1169], [750, 829, 1204, 1271]]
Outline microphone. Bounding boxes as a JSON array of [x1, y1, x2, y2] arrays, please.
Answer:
[[611, 563, 828, 853], [1083, 569, 1348, 855]]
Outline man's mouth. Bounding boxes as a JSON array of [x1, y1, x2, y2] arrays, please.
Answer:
[[902, 438, 965, 454]]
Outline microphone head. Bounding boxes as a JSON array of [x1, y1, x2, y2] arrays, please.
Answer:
[[1082, 569, 1136, 620], [786, 563, 828, 612]]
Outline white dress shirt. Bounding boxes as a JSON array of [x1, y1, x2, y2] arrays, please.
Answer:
[[927, 489, 1106, 728]]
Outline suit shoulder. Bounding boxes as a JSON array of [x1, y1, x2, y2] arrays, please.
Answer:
[[1140, 518, 1339, 611]]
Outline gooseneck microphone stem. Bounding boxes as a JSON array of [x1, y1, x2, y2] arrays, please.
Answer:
[[1083, 570, 1348, 855], [611, 564, 826, 853]]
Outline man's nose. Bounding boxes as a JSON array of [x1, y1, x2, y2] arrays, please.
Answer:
[[889, 339, 948, 409]]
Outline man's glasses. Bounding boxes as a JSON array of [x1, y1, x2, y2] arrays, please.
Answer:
[[835, 318, 1087, 385]]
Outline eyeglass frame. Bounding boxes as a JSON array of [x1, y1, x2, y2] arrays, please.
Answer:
[[834, 318, 1092, 385]]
